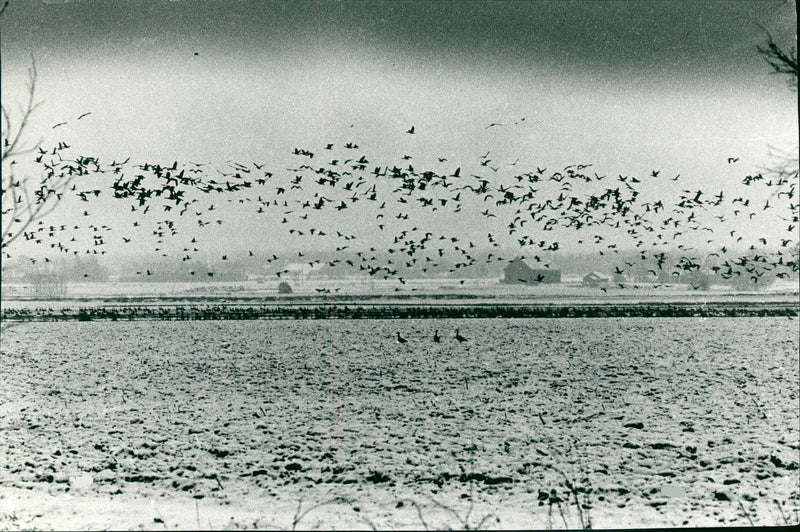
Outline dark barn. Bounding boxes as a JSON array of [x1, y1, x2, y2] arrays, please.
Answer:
[[502, 258, 561, 284]]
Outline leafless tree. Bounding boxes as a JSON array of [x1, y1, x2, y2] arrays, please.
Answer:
[[756, 25, 798, 226], [757, 25, 798, 89], [1, 62, 85, 257]]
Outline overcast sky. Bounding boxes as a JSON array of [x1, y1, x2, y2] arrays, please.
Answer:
[[1, 0, 797, 264]]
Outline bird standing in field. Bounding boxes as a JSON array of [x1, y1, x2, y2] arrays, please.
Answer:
[[433, 330, 441, 343], [454, 329, 468, 343], [396, 332, 408, 344]]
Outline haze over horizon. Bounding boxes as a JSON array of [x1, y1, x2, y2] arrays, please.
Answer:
[[1, 0, 797, 279]]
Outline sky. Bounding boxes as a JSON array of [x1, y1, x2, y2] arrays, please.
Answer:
[[1, 0, 797, 271]]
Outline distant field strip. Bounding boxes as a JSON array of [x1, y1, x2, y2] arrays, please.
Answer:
[[2, 301, 798, 321]]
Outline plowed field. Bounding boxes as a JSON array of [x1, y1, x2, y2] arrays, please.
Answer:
[[1, 317, 798, 529]]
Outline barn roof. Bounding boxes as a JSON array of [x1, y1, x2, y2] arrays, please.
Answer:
[[505, 257, 532, 268], [284, 263, 324, 274]]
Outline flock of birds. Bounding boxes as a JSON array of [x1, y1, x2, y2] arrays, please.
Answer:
[[396, 329, 467, 345], [2, 119, 798, 288]]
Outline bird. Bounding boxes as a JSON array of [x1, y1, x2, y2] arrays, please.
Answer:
[[454, 329, 468, 343], [396, 332, 408, 344], [77, 112, 92, 120], [406, 126, 415, 134], [433, 330, 441, 343]]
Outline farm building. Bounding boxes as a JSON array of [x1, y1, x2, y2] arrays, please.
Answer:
[[282, 262, 325, 283], [502, 257, 561, 284], [583, 271, 611, 287]]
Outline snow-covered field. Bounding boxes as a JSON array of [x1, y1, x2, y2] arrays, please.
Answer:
[[2, 278, 797, 300], [1, 317, 798, 529]]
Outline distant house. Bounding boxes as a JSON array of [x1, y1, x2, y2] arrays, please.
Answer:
[[583, 271, 610, 287], [283, 262, 324, 282], [502, 258, 561, 284]]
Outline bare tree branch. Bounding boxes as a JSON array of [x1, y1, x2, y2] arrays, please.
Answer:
[[756, 24, 798, 88]]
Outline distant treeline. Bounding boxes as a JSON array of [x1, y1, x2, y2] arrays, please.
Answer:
[[2, 302, 797, 322]]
